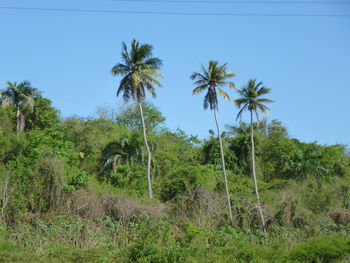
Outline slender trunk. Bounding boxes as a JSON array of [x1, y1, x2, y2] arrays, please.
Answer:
[[138, 102, 153, 198], [16, 106, 25, 132], [16, 106, 20, 132], [250, 110, 266, 231], [213, 108, 233, 226], [1, 177, 9, 219]]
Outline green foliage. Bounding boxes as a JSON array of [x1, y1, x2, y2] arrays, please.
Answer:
[[66, 171, 89, 191], [109, 166, 130, 187], [262, 137, 303, 180], [191, 60, 235, 110], [116, 102, 166, 133], [112, 39, 163, 104], [289, 236, 350, 262], [267, 120, 288, 139], [158, 164, 219, 201], [61, 117, 126, 174], [0, 106, 15, 134], [1, 82, 350, 262], [26, 96, 60, 130], [99, 132, 144, 177]]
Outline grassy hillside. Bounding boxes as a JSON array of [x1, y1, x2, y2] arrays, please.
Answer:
[[0, 98, 350, 262]]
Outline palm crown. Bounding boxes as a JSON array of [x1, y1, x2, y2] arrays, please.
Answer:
[[1, 81, 39, 109], [235, 79, 273, 123], [111, 39, 163, 103], [191, 61, 235, 110]]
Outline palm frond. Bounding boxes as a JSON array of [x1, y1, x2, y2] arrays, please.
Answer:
[[257, 87, 271, 96], [200, 63, 209, 77], [190, 72, 207, 81], [145, 57, 162, 68], [236, 103, 248, 121], [234, 79, 273, 122], [142, 74, 163, 89], [254, 80, 263, 89], [234, 98, 247, 108], [217, 88, 231, 101], [257, 104, 270, 115], [193, 79, 208, 86], [113, 40, 163, 102], [142, 68, 164, 80], [256, 98, 274, 103], [144, 82, 156, 98], [192, 85, 207, 95], [111, 64, 130, 75], [254, 109, 260, 127], [192, 60, 235, 111], [117, 75, 131, 102], [203, 91, 210, 110], [220, 81, 236, 90]]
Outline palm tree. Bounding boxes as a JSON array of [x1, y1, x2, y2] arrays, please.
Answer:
[[111, 39, 163, 198], [191, 60, 235, 226], [100, 132, 145, 177], [234, 79, 273, 230], [0, 81, 39, 132]]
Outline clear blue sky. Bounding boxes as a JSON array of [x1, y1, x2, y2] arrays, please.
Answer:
[[1, 0, 349, 145]]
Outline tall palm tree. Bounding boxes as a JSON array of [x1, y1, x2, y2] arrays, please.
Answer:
[[234, 79, 273, 230], [191, 60, 235, 226], [0, 81, 39, 132], [111, 39, 163, 198]]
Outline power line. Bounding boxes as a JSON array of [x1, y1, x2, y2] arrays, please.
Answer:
[[0, 6, 349, 17], [111, 0, 350, 4]]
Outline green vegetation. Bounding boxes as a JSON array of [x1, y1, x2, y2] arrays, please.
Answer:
[[1, 41, 350, 262]]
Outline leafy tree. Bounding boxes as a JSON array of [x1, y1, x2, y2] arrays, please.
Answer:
[[116, 101, 165, 133], [228, 132, 254, 175], [200, 130, 240, 174], [0, 81, 39, 132], [234, 79, 273, 230], [153, 129, 201, 179], [267, 119, 288, 139], [262, 137, 303, 180], [191, 60, 235, 225], [60, 117, 124, 174], [225, 122, 250, 136], [0, 105, 15, 135], [111, 39, 163, 198], [26, 96, 60, 130]]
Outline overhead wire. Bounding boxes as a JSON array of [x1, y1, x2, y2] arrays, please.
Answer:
[[110, 0, 350, 4], [0, 6, 349, 17]]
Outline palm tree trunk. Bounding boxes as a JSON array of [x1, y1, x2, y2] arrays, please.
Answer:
[[16, 106, 20, 132], [250, 110, 265, 231], [138, 102, 153, 198], [16, 106, 25, 132], [213, 108, 233, 226]]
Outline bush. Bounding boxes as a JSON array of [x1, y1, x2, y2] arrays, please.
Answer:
[[289, 236, 350, 262]]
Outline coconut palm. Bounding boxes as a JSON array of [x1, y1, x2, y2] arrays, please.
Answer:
[[111, 39, 163, 198], [191, 60, 235, 225], [0, 81, 39, 132], [234, 79, 273, 230]]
